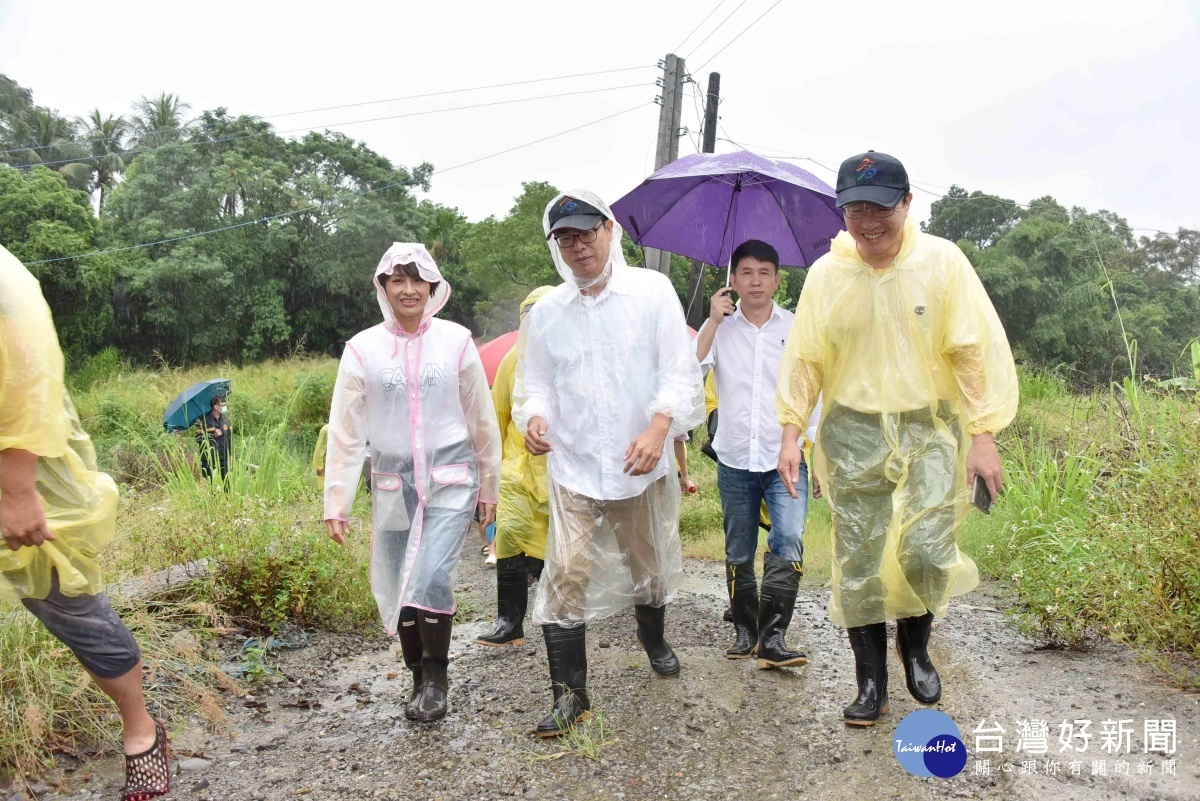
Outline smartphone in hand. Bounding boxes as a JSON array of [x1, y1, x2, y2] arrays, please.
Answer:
[[971, 474, 992, 515]]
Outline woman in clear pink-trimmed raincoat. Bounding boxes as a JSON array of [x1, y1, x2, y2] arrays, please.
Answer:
[[323, 242, 501, 724]]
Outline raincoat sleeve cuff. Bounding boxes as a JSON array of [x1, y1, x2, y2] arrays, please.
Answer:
[[775, 360, 823, 430]]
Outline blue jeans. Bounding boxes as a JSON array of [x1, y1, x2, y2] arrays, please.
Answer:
[[717, 461, 808, 565]]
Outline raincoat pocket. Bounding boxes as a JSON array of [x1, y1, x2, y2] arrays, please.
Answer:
[[430, 463, 469, 485], [372, 472, 410, 531], [428, 463, 473, 509]]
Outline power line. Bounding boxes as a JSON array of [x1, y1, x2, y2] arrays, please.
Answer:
[[16, 83, 649, 170], [716, 134, 1200, 253], [0, 65, 656, 157], [684, 0, 751, 61], [672, 0, 728, 54], [24, 102, 653, 266], [693, 0, 785, 72]]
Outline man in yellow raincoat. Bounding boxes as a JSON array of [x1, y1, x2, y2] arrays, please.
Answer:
[[0, 245, 172, 799], [776, 152, 1018, 726], [477, 286, 555, 647]]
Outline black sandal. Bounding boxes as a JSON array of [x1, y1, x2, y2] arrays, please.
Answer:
[[121, 719, 171, 801]]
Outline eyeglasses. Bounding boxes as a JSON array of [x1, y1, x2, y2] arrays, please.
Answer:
[[554, 222, 604, 249], [842, 203, 902, 220]]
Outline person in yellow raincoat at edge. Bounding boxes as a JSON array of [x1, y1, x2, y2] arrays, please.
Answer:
[[775, 152, 1018, 727], [476, 285, 556, 648], [0, 244, 173, 800]]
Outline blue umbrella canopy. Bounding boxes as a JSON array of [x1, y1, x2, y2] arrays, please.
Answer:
[[163, 379, 231, 432]]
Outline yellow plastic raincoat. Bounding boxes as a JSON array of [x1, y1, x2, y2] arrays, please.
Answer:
[[0, 245, 118, 601], [776, 218, 1017, 628], [312, 424, 329, 491], [492, 286, 555, 561]]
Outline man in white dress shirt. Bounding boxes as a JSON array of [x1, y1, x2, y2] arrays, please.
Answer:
[[694, 239, 821, 668], [516, 190, 704, 737]]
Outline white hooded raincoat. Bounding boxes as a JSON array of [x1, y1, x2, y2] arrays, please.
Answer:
[[514, 191, 705, 625], [324, 243, 501, 634]]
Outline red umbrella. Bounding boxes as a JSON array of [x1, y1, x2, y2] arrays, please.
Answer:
[[478, 330, 520, 386], [479, 325, 699, 387]]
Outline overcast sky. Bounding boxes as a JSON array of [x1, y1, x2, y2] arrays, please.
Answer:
[[2, 0, 1196, 239]]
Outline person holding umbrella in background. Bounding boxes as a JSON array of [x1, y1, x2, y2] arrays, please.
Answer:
[[776, 151, 1018, 726], [196, 394, 231, 481]]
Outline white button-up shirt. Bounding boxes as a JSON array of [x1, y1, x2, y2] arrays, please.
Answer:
[[515, 266, 705, 501], [701, 302, 821, 472]]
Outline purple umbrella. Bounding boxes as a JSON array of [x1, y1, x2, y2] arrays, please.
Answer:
[[611, 150, 845, 279]]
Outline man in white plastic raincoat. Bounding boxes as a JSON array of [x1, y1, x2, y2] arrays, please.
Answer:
[[776, 152, 1018, 726], [0, 245, 172, 799], [324, 243, 502, 724], [515, 191, 704, 737], [477, 285, 556, 648]]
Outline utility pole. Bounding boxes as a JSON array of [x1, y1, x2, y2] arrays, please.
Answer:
[[684, 72, 721, 329], [647, 53, 686, 276]]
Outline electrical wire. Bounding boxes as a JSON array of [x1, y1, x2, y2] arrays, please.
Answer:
[[684, 0, 751, 61], [672, 0, 728, 55], [16, 83, 651, 170], [24, 102, 653, 265], [693, 0, 785, 72], [0, 65, 656, 157]]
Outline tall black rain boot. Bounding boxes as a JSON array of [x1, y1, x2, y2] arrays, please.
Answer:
[[635, 604, 681, 677], [896, 612, 941, 704], [476, 556, 528, 647], [397, 614, 423, 721], [725, 561, 759, 659], [414, 611, 453, 723], [844, 623, 889, 726], [756, 552, 807, 669], [536, 624, 591, 737]]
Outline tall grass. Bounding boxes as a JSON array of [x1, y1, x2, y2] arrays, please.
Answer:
[[2, 356, 376, 778]]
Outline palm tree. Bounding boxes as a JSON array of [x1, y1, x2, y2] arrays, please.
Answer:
[[4, 108, 91, 190], [79, 109, 128, 212], [129, 92, 192, 150]]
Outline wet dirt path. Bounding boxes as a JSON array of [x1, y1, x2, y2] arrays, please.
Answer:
[[18, 557, 1200, 801]]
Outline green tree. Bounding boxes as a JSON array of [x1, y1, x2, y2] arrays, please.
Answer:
[[104, 111, 434, 363], [78, 109, 128, 212], [923, 184, 1023, 248], [0, 166, 115, 358], [128, 92, 192, 150]]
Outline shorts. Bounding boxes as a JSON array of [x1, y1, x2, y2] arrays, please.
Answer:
[[20, 571, 141, 679]]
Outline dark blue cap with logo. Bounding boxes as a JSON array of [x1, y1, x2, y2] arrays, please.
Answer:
[[835, 151, 910, 208], [546, 195, 607, 239]]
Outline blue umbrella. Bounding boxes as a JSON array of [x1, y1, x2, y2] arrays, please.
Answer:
[[163, 379, 231, 432]]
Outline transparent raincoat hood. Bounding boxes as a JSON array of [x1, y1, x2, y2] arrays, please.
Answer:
[[777, 218, 1018, 628], [325, 243, 501, 634], [0, 245, 117, 601], [513, 190, 705, 625], [373, 241, 450, 328]]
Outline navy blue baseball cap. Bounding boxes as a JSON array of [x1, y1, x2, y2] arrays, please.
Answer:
[[835, 151, 910, 208], [546, 195, 607, 239]]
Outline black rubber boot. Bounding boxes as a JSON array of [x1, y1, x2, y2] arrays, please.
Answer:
[[414, 612, 452, 723], [536, 624, 591, 737], [476, 556, 527, 647], [397, 615, 423, 721], [635, 604, 681, 677], [896, 612, 941, 704], [756, 552, 807, 669], [725, 561, 759, 659], [844, 623, 889, 726]]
